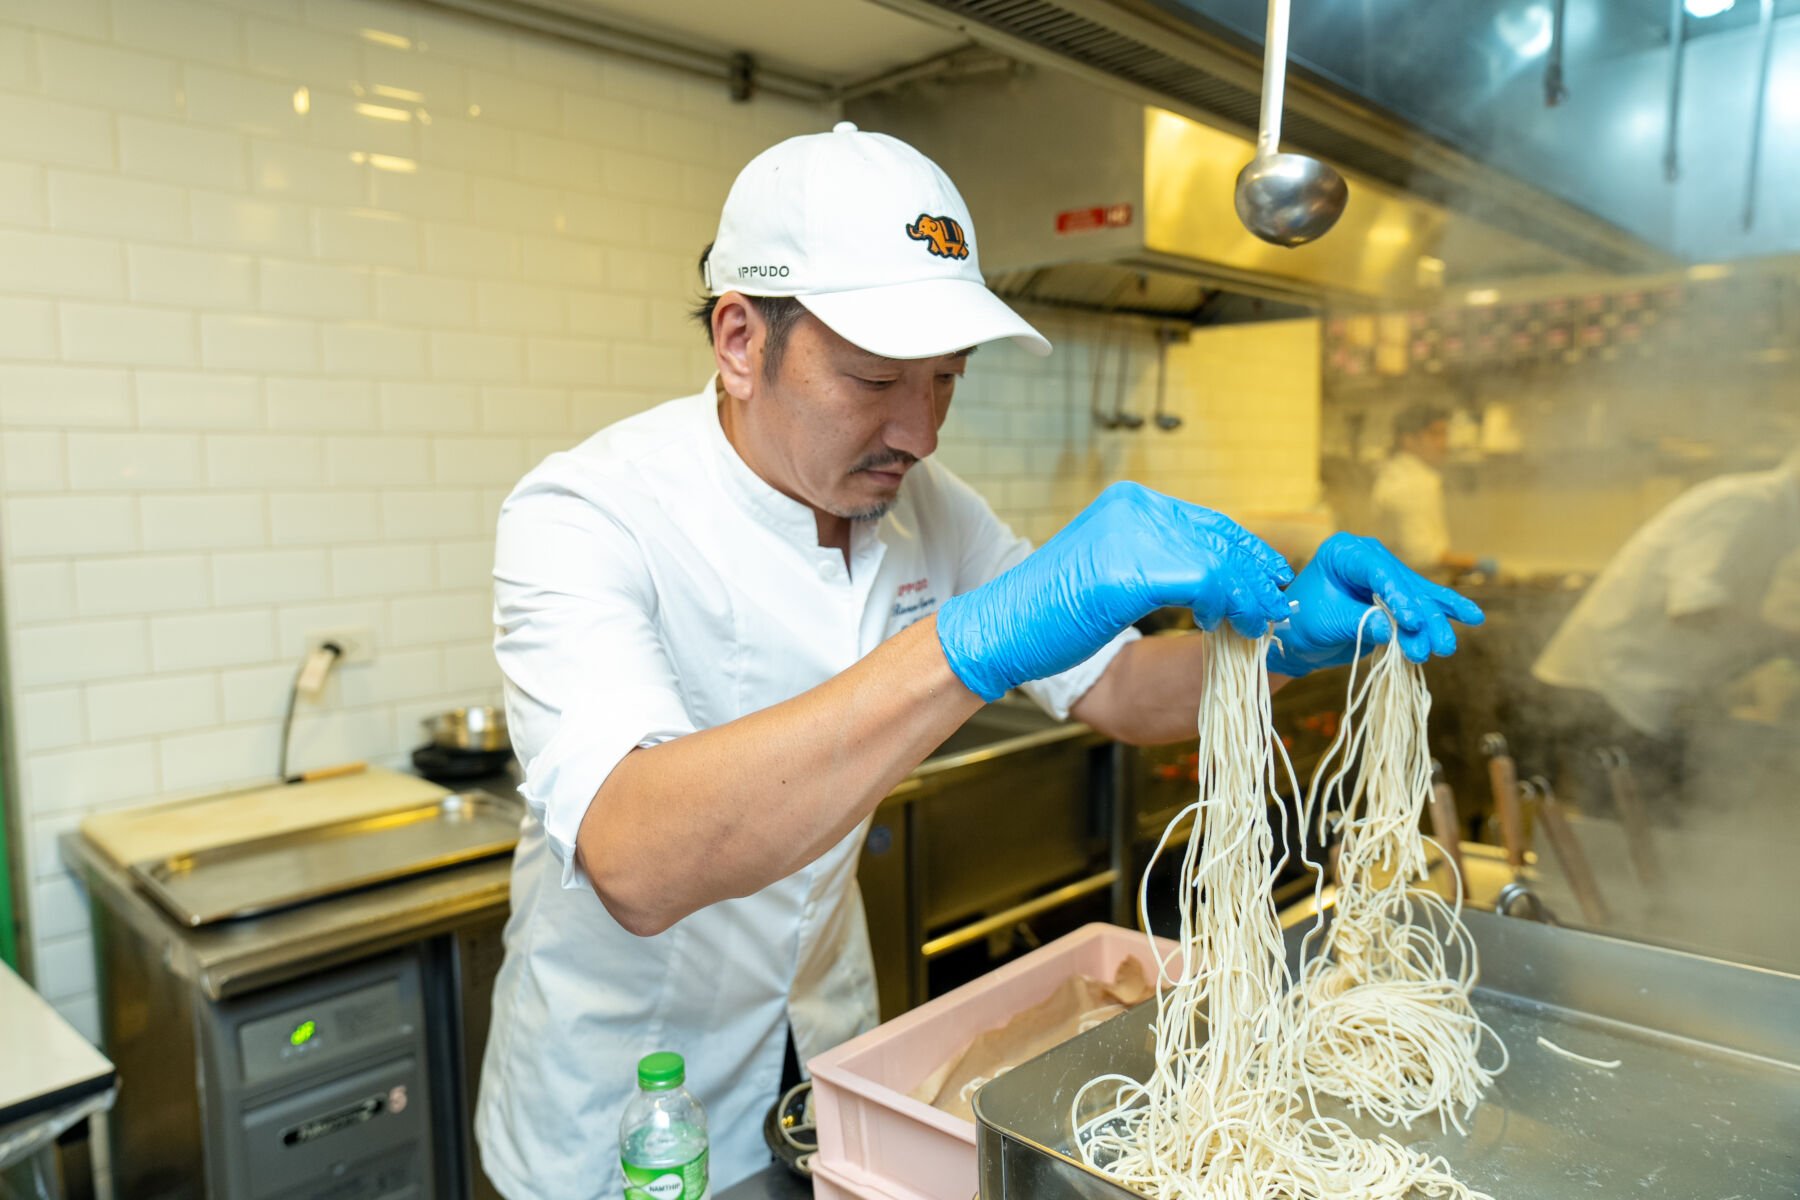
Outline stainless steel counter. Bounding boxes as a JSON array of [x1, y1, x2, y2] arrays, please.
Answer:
[[68, 771, 525, 1200], [859, 700, 1122, 1019], [62, 780, 522, 1002], [975, 908, 1800, 1199], [0, 958, 114, 1144]]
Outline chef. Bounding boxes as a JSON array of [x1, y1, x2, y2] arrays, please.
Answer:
[[1370, 404, 1489, 577], [1532, 446, 1800, 784], [474, 122, 1483, 1199]]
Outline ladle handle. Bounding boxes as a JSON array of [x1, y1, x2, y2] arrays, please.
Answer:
[[1743, 0, 1775, 230], [1662, 0, 1684, 182], [1256, 0, 1292, 157]]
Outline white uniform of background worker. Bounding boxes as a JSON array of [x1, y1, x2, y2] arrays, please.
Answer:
[[1533, 448, 1800, 739], [475, 122, 1483, 1199], [1370, 404, 1488, 577]]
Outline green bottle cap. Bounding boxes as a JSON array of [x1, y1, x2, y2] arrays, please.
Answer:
[[638, 1051, 685, 1091]]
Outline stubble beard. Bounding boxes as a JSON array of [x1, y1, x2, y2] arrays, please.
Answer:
[[834, 450, 917, 522], [829, 499, 895, 522]]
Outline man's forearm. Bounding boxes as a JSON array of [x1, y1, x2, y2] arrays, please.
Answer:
[[1071, 635, 1206, 744], [1071, 633, 1290, 745], [577, 616, 983, 936]]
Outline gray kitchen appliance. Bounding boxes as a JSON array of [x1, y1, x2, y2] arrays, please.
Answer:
[[67, 786, 520, 1200], [86, 895, 477, 1200], [194, 951, 439, 1200]]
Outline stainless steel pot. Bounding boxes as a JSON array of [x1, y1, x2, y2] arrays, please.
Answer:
[[422, 706, 510, 752]]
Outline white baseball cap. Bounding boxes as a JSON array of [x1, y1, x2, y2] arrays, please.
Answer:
[[705, 121, 1051, 361]]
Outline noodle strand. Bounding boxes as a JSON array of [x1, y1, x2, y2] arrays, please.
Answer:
[[1072, 625, 1505, 1200]]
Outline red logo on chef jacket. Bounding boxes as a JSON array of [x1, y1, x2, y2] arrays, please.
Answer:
[[1055, 204, 1134, 234], [891, 577, 939, 629]]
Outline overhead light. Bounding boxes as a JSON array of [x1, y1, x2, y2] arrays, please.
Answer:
[[291, 85, 310, 116], [1683, 0, 1734, 17], [360, 28, 412, 50], [1496, 5, 1553, 58], [354, 102, 411, 123], [1465, 288, 1501, 306], [1366, 220, 1412, 247]]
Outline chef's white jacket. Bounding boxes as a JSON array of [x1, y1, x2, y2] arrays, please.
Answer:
[[1533, 466, 1800, 736], [474, 382, 1135, 1198], [1370, 450, 1451, 569]]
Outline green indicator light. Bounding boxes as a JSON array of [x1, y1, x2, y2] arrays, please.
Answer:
[[289, 1020, 316, 1048]]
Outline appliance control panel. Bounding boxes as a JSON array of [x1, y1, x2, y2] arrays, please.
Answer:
[[205, 951, 438, 1200], [237, 978, 412, 1088]]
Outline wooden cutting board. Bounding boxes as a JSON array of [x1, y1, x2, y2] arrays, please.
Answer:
[[81, 767, 451, 868]]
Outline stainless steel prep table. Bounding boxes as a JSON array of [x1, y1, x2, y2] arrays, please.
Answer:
[[64, 774, 524, 1200], [862, 699, 1124, 1020], [0, 960, 114, 1129], [63, 781, 520, 1004], [0, 958, 115, 1198]]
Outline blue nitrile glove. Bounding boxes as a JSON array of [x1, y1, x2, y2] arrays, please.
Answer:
[[936, 482, 1294, 701], [1268, 533, 1485, 677]]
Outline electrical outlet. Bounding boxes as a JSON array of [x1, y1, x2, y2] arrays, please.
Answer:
[[305, 627, 375, 665]]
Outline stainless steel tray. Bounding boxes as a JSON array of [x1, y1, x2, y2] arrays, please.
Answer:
[[130, 792, 522, 927], [975, 909, 1800, 1199]]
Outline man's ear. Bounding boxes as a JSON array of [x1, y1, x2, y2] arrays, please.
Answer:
[[713, 293, 759, 401]]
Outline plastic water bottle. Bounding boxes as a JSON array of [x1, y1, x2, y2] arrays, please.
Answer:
[[620, 1051, 709, 1200]]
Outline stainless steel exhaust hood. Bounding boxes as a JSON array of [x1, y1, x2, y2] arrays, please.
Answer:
[[871, 0, 1798, 270], [849, 0, 1735, 318], [847, 67, 1614, 320]]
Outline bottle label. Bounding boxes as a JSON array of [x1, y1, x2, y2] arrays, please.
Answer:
[[623, 1149, 707, 1200]]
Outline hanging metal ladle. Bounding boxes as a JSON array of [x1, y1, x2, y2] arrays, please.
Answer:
[[1234, 0, 1348, 246]]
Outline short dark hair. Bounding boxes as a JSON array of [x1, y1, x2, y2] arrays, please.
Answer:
[[1393, 403, 1449, 446], [690, 243, 806, 379]]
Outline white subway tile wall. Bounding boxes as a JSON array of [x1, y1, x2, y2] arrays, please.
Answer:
[[0, 0, 1320, 1040]]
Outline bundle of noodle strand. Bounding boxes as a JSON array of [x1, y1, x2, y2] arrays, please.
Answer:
[[1289, 610, 1508, 1134], [1072, 630, 1494, 1200]]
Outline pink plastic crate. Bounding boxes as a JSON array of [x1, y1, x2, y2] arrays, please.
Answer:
[[807, 923, 1172, 1200], [810, 1157, 936, 1200]]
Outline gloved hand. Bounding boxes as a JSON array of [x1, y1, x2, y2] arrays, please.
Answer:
[[1269, 532, 1485, 677], [937, 482, 1293, 702]]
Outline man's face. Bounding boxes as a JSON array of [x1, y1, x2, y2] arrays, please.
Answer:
[[731, 311, 970, 521], [1408, 419, 1450, 468]]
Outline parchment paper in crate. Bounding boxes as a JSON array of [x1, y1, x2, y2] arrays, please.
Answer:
[[906, 958, 1153, 1121]]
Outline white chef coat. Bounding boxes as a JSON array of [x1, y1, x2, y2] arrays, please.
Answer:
[[474, 381, 1136, 1199], [1533, 466, 1800, 736], [1370, 450, 1451, 569]]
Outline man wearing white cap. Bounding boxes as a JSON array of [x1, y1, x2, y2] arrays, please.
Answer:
[[476, 122, 1481, 1198]]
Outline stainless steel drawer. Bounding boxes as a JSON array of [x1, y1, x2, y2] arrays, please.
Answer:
[[915, 735, 1105, 929]]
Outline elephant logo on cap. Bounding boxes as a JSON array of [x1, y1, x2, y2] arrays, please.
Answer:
[[906, 214, 970, 260]]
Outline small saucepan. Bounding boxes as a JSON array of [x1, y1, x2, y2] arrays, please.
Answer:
[[422, 706, 510, 753]]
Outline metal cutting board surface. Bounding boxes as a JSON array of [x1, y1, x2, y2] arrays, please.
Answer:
[[81, 767, 450, 867], [975, 910, 1800, 1199], [130, 792, 522, 927]]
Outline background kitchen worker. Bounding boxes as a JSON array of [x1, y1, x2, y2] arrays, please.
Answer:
[[474, 122, 1484, 1199], [1531, 445, 1800, 811], [1371, 403, 1492, 577]]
